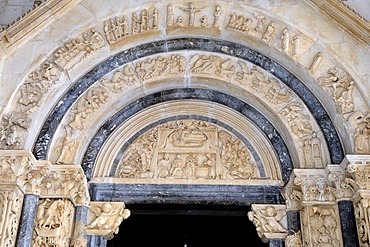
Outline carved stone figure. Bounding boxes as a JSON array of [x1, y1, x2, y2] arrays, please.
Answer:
[[32, 199, 75, 247], [200, 16, 209, 27], [254, 13, 266, 33], [53, 29, 105, 70], [213, 6, 221, 28], [248, 204, 287, 242], [151, 8, 159, 29], [87, 202, 130, 238], [167, 5, 174, 27], [0, 191, 22, 247], [116, 120, 258, 181], [280, 102, 313, 137], [262, 23, 275, 43], [308, 52, 323, 74], [180, 3, 203, 27], [190, 55, 235, 77], [318, 67, 355, 114], [0, 112, 30, 149], [281, 28, 290, 53], [56, 132, 79, 165], [286, 231, 302, 247], [69, 87, 109, 130], [292, 36, 301, 56]]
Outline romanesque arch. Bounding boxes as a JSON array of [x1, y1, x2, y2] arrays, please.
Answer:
[[0, 0, 368, 246]]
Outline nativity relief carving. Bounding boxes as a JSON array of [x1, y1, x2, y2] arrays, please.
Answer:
[[318, 67, 355, 114], [32, 199, 75, 247], [86, 202, 130, 239], [166, 3, 221, 30], [53, 29, 105, 71], [104, 7, 159, 44], [116, 120, 259, 181]]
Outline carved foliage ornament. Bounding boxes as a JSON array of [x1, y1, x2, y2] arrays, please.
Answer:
[[0, 112, 30, 150], [116, 120, 259, 181], [32, 199, 75, 247], [86, 202, 130, 239], [248, 204, 287, 242]]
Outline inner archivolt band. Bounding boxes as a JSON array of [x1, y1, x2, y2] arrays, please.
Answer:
[[33, 38, 344, 176]]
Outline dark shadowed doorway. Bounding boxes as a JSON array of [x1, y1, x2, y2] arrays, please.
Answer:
[[107, 204, 268, 247]]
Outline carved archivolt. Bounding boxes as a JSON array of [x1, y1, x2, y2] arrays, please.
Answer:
[[32, 199, 75, 247], [248, 204, 288, 242], [86, 202, 130, 240], [116, 119, 259, 181]]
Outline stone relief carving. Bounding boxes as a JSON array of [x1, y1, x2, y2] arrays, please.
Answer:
[[68, 87, 109, 131], [282, 180, 303, 211], [104, 7, 159, 44], [248, 204, 287, 242], [116, 120, 259, 181], [32, 199, 74, 247], [227, 13, 253, 34], [0, 112, 30, 150], [55, 126, 79, 165], [280, 102, 313, 137], [167, 3, 221, 29], [86, 202, 130, 239], [318, 67, 355, 114], [308, 52, 323, 75], [285, 231, 302, 247], [17, 61, 61, 114], [280, 28, 303, 58], [0, 189, 23, 247], [53, 29, 105, 71], [354, 198, 370, 247], [349, 112, 370, 155], [301, 205, 342, 247], [190, 55, 235, 78], [301, 132, 324, 168]]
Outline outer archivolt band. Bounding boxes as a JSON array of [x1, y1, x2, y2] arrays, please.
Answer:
[[33, 38, 344, 174]]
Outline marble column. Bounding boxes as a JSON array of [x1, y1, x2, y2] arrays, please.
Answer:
[[15, 194, 39, 247], [87, 235, 107, 247], [286, 210, 300, 234], [338, 200, 359, 247], [72, 205, 89, 245], [269, 239, 284, 247]]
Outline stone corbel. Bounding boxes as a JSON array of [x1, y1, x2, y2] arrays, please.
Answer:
[[86, 202, 130, 240], [247, 204, 288, 243]]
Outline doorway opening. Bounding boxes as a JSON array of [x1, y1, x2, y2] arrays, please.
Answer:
[[108, 204, 268, 247]]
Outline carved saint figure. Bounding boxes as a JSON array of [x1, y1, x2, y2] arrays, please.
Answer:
[[157, 153, 171, 178], [254, 13, 266, 33], [262, 23, 275, 43], [292, 35, 301, 56], [151, 8, 159, 29], [213, 6, 221, 28], [202, 154, 216, 179], [167, 5, 174, 27], [281, 28, 290, 53], [308, 52, 323, 74], [169, 154, 186, 178]]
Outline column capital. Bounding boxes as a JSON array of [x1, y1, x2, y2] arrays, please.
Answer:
[[247, 204, 288, 243], [0, 150, 90, 206], [86, 202, 130, 240]]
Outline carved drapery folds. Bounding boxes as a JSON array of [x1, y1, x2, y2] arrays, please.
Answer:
[[86, 202, 130, 240], [248, 204, 288, 242], [116, 119, 260, 181], [32, 198, 75, 247]]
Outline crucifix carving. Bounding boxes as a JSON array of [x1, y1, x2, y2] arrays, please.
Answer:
[[180, 3, 203, 27]]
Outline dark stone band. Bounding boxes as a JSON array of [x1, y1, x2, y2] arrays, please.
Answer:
[[338, 200, 360, 247], [16, 194, 39, 247], [33, 38, 344, 173]]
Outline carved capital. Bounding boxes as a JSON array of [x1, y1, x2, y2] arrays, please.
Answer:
[[0, 150, 90, 205], [282, 175, 303, 211], [86, 202, 130, 240], [248, 204, 288, 242], [341, 155, 370, 191]]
